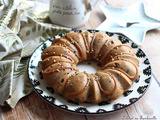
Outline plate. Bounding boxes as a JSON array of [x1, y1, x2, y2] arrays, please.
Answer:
[[27, 30, 152, 114]]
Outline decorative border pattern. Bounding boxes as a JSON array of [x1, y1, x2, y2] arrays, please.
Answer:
[[27, 30, 152, 114]]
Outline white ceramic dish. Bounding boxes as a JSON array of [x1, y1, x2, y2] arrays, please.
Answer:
[[27, 30, 152, 114]]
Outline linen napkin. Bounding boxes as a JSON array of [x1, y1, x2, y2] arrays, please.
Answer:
[[0, 0, 71, 108]]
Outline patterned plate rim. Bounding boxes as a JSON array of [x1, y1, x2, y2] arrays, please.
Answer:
[[27, 29, 152, 115]]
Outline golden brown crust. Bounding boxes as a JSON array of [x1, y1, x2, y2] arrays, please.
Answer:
[[41, 31, 140, 103]]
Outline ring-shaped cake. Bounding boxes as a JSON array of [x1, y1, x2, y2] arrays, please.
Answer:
[[41, 31, 140, 103]]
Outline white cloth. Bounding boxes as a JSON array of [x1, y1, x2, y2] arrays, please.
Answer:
[[0, 0, 71, 108]]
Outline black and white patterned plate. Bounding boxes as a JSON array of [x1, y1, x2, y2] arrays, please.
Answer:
[[27, 30, 152, 114]]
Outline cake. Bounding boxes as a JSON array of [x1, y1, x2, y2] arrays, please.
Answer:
[[41, 31, 140, 103]]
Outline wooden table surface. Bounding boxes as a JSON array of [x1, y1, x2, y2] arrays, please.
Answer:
[[1, 0, 160, 119]]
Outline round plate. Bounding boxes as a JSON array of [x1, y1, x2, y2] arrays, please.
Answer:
[[27, 30, 152, 114]]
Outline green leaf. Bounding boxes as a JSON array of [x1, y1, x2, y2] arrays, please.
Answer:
[[0, 78, 6, 88], [38, 24, 41, 31], [23, 90, 29, 94], [46, 28, 53, 37], [32, 25, 36, 32], [0, 69, 3, 77], [13, 59, 29, 79], [43, 26, 46, 31], [46, 28, 50, 33], [42, 32, 48, 40], [4, 83, 10, 99], [39, 37, 45, 42], [51, 28, 58, 34], [0, 63, 12, 89], [26, 30, 30, 36]]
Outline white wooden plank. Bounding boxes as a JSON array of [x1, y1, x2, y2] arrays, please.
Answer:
[[133, 76, 160, 119], [86, 109, 129, 120], [125, 104, 140, 119], [125, 75, 160, 120]]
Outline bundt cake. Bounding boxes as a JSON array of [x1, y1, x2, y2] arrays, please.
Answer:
[[41, 31, 140, 103]]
